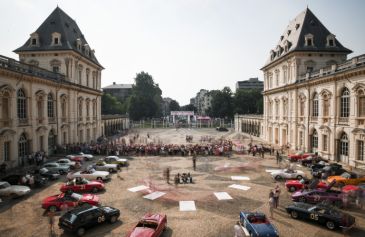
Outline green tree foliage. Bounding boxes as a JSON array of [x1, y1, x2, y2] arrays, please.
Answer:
[[169, 100, 180, 112], [101, 93, 125, 115], [234, 89, 263, 114], [128, 72, 162, 120], [180, 104, 197, 112], [209, 87, 234, 118]]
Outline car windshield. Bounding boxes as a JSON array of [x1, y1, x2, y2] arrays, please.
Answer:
[[0, 182, 11, 189], [71, 193, 82, 200], [136, 221, 158, 229], [62, 213, 77, 223], [341, 173, 351, 178]]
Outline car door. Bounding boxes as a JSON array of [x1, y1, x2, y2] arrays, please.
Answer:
[[94, 209, 105, 225]]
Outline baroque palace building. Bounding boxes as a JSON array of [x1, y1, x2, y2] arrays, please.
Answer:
[[236, 8, 365, 168], [0, 7, 103, 167]]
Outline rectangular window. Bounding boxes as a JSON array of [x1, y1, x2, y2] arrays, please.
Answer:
[[52, 66, 59, 73], [306, 67, 313, 73], [300, 101, 305, 116], [359, 97, 365, 117], [4, 141, 10, 161], [323, 135, 328, 151], [31, 38, 37, 45], [54, 38, 59, 45], [357, 140, 364, 161], [323, 99, 330, 117], [313, 100, 318, 117], [329, 39, 334, 46], [307, 39, 312, 46], [40, 136, 44, 151], [299, 131, 303, 147]]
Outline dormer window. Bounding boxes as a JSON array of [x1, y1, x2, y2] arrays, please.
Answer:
[[29, 32, 39, 47], [326, 34, 336, 47], [84, 44, 90, 56], [76, 38, 82, 51], [270, 50, 276, 61], [305, 34, 314, 47], [51, 32, 61, 46], [287, 30, 291, 36], [284, 40, 291, 52], [295, 24, 300, 30]]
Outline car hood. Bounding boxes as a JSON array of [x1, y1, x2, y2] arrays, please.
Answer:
[[91, 171, 109, 176], [42, 194, 59, 204], [10, 185, 31, 192], [327, 176, 343, 182], [130, 227, 155, 237], [252, 223, 278, 236], [285, 180, 300, 185], [81, 194, 99, 203], [270, 171, 284, 176]]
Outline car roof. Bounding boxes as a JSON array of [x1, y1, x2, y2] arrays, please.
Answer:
[[0, 181, 9, 185], [67, 205, 99, 215]]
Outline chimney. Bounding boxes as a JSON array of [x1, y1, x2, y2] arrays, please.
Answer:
[[113, 82, 116, 85]]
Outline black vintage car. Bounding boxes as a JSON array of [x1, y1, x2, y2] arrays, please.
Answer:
[[286, 202, 355, 230], [312, 163, 347, 178], [216, 126, 228, 132], [59, 205, 120, 236], [301, 156, 327, 167], [32, 168, 60, 180], [1, 174, 47, 188]]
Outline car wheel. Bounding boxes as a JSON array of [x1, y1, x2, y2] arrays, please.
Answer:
[[326, 221, 335, 230], [109, 168, 114, 173], [48, 205, 58, 212], [290, 210, 299, 219], [275, 175, 282, 181], [299, 197, 306, 203], [296, 175, 303, 180], [97, 177, 103, 181], [92, 187, 99, 193], [77, 227, 86, 236], [59, 170, 65, 175], [109, 215, 118, 223], [289, 186, 297, 192]]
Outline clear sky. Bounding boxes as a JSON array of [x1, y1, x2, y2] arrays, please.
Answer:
[[1, 0, 365, 105]]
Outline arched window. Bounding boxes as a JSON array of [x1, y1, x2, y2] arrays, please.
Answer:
[[86, 100, 90, 118], [312, 130, 318, 150], [48, 130, 56, 155], [340, 88, 350, 117], [18, 133, 28, 164], [300, 98, 305, 117], [93, 101, 97, 119], [61, 96, 67, 120], [36, 94, 44, 121], [358, 90, 365, 117], [47, 93, 54, 118], [1, 90, 10, 126], [323, 94, 330, 117], [17, 89, 27, 119], [340, 133, 349, 156], [312, 93, 318, 117], [78, 98, 83, 120]]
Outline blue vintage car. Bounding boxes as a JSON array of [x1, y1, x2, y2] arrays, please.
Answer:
[[239, 211, 279, 237]]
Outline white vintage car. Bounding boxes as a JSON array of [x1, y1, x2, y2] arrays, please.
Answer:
[[70, 169, 110, 181], [270, 169, 306, 180], [56, 158, 76, 168], [93, 161, 118, 173], [0, 181, 31, 198], [78, 152, 94, 161]]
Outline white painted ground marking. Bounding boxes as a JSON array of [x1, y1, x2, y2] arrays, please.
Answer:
[[214, 192, 233, 200], [143, 191, 166, 200], [241, 226, 249, 236], [127, 185, 149, 192], [179, 201, 196, 211], [229, 184, 251, 191], [265, 169, 282, 173], [231, 176, 250, 181]]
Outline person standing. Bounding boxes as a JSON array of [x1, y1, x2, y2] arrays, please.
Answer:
[[269, 195, 275, 219], [276, 150, 280, 164], [234, 221, 244, 237], [192, 155, 197, 171], [166, 168, 170, 184], [274, 185, 281, 208]]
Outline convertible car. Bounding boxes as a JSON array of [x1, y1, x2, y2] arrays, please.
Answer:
[[270, 169, 306, 180], [42, 192, 100, 212], [291, 186, 343, 207], [126, 213, 167, 237], [69, 169, 110, 181], [327, 172, 365, 187], [288, 152, 316, 162], [239, 211, 279, 237], [285, 179, 328, 192], [60, 178, 105, 193], [286, 202, 355, 230]]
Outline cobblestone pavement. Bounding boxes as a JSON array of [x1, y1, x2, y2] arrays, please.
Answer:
[[0, 128, 364, 237]]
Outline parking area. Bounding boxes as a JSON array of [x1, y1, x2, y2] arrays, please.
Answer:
[[0, 128, 364, 237]]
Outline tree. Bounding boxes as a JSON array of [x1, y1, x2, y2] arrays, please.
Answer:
[[169, 100, 180, 112], [209, 87, 234, 118], [234, 89, 263, 114], [127, 72, 162, 120], [180, 104, 197, 112], [101, 93, 125, 115]]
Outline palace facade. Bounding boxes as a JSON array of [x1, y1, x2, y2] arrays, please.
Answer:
[[0, 7, 103, 167], [236, 8, 365, 168]]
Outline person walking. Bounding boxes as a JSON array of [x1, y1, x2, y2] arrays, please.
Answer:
[[274, 185, 281, 208], [234, 221, 244, 237], [166, 168, 170, 184], [276, 150, 280, 164]]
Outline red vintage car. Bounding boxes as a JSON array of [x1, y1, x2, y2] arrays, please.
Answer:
[[66, 155, 84, 163], [60, 178, 105, 193], [127, 213, 167, 237], [285, 179, 328, 192], [42, 192, 100, 212], [288, 152, 316, 162]]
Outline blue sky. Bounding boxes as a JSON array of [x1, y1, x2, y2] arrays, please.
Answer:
[[1, 0, 364, 105]]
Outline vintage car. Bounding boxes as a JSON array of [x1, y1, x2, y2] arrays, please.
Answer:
[[59, 205, 120, 236], [288, 152, 316, 162], [56, 159, 76, 169], [327, 172, 365, 187], [286, 202, 355, 230], [35, 168, 60, 180], [2, 174, 48, 188], [104, 156, 129, 167], [93, 161, 119, 173], [126, 213, 167, 237], [69, 169, 110, 181], [0, 181, 31, 198], [42, 162, 70, 175], [312, 163, 347, 178], [66, 155, 84, 163], [216, 126, 229, 132], [270, 169, 306, 180], [285, 179, 328, 192], [60, 178, 105, 193], [78, 152, 94, 161], [239, 211, 279, 237], [300, 156, 328, 167], [291, 186, 343, 207], [42, 192, 100, 212]]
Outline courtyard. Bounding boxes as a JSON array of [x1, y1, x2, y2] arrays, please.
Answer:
[[0, 128, 364, 237]]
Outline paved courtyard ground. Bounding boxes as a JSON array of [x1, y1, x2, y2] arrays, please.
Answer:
[[0, 128, 364, 237]]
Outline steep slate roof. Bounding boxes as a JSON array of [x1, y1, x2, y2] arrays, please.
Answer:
[[14, 6, 103, 68], [262, 8, 352, 69], [102, 83, 133, 89]]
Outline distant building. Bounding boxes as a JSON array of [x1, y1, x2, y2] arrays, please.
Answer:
[[102, 82, 133, 101], [194, 89, 212, 116], [236, 78, 263, 91], [190, 98, 195, 105]]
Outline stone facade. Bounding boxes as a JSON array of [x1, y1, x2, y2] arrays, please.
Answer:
[[0, 7, 103, 168]]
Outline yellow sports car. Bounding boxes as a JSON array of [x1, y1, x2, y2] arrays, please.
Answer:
[[103, 156, 129, 167], [327, 172, 365, 187]]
